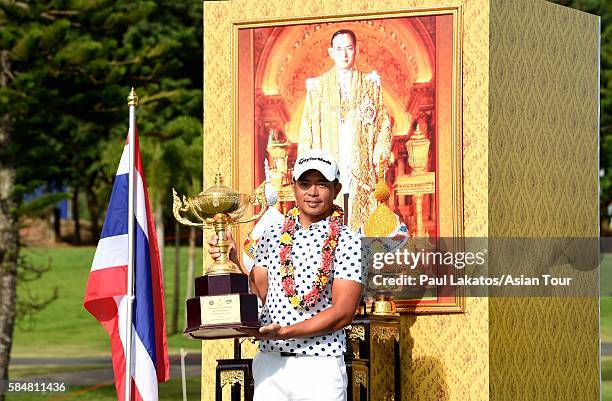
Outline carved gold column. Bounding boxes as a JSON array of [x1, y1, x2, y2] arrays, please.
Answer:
[[255, 90, 290, 189], [392, 136, 408, 208], [266, 130, 289, 189], [395, 124, 435, 237], [255, 92, 295, 209]]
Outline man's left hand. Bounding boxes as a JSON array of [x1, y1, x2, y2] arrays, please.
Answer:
[[259, 323, 285, 340]]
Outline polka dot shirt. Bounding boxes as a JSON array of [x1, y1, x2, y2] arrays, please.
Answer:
[[253, 217, 363, 356]]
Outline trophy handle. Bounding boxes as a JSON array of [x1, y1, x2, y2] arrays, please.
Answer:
[[234, 181, 268, 225], [172, 188, 209, 228]]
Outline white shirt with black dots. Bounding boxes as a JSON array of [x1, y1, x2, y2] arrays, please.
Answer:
[[253, 217, 363, 357]]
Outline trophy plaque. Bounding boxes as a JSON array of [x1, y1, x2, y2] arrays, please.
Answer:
[[173, 173, 266, 339]]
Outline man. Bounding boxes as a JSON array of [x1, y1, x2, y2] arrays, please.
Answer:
[[209, 150, 363, 401], [299, 29, 392, 230]]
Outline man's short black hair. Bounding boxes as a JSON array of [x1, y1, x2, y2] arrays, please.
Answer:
[[330, 29, 356, 47]]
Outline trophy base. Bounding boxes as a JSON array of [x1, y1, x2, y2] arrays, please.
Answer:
[[184, 323, 262, 340], [185, 294, 260, 341]]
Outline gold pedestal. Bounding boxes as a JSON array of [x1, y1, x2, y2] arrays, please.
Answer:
[[347, 315, 400, 401]]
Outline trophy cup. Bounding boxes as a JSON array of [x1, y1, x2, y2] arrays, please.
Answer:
[[173, 173, 267, 339]]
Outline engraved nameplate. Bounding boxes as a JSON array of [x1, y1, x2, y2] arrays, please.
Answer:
[[200, 294, 241, 325]]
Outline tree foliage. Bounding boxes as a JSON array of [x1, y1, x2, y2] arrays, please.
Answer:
[[0, 0, 203, 237], [0, 0, 203, 390]]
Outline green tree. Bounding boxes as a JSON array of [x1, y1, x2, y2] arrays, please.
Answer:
[[0, 0, 202, 390], [3, 0, 202, 241]]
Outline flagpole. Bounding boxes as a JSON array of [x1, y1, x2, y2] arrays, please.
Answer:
[[125, 87, 138, 401]]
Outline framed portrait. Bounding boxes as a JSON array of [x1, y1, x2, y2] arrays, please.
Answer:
[[231, 7, 464, 314]]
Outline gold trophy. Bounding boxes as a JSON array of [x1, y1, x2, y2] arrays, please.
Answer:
[[173, 173, 267, 339]]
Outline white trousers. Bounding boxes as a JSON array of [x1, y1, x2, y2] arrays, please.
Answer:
[[252, 351, 348, 401]]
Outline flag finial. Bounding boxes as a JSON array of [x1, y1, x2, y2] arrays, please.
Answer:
[[127, 87, 138, 106]]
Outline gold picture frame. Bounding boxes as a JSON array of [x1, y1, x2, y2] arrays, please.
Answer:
[[221, 5, 464, 314]]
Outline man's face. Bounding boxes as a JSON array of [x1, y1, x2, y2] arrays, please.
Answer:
[[328, 33, 356, 71], [293, 170, 341, 221]]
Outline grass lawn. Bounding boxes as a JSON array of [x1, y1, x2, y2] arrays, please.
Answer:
[[9, 365, 108, 379], [13, 245, 204, 357], [603, 297, 612, 343], [604, 382, 612, 401], [603, 357, 612, 401], [601, 253, 612, 342]]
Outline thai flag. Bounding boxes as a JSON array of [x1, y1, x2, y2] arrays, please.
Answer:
[[84, 130, 170, 401]]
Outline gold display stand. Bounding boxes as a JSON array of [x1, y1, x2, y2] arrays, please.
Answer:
[[347, 315, 401, 401], [201, 1, 600, 400]]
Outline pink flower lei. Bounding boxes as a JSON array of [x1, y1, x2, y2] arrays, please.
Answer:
[[278, 205, 344, 309]]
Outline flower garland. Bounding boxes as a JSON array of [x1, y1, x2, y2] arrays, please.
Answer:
[[279, 205, 343, 309]]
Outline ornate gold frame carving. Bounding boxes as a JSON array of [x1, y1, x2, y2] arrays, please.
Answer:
[[371, 325, 400, 343], [355, 369, 368, 387], [353, 368, 368, 398], [220, 370, 245, 388], [348, 324, 366, 342], [229, 6, 464, 314]]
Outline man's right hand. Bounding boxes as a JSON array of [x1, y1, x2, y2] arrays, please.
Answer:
[[207, 230, 240, 267]]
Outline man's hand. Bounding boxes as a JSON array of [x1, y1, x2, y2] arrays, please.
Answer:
[[259, 323, 286, 340], [207, 230, 240, 267]]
